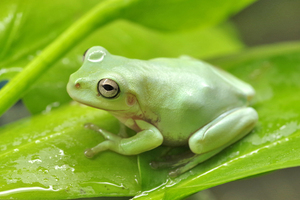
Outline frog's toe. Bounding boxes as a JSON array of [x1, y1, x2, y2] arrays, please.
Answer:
[[84, 123, 101, 132], [169, 168, 181, 178], [149, 161, 159, 169], [168, 148, 224, 177], [150, 151, 195, 169], [150, 160, 177, 169], [84, 148, 95, 158], [168, 161, 198, 178], [84, 123, 118, 141]]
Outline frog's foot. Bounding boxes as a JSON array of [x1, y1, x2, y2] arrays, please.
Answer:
[[84, 123, 101, 132], [150, 148, 223, 178], [84, 123, 121, 158], [168, 148, 223, 178], [84, 123, 120, 140], [85, 123, 128, 138], [150, 150, 195, 169], [84, 140, 118, 158]]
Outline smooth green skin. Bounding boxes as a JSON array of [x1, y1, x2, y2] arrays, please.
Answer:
[[67, 46, 258, 175]]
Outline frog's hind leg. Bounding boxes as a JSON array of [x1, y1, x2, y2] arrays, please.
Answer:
[[189, 107, 258, 154], [169, 107, 258, 177]]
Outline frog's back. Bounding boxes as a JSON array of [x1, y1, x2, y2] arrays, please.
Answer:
[[130, 57, 254, 146], [147, 57, 254, 100]]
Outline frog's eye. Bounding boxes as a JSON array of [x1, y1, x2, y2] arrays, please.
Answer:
[[98, 79, 120, 98], [82, 48, 90, 61]]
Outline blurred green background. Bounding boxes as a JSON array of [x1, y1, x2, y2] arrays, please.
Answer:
[[1, 0, 300, 199], [211, 0, 300, 200]]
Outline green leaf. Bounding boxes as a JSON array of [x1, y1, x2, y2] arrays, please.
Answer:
[[1, 42, 300, 199], [0, 0, 100, 80], [0, 103, 140, 199], [0, 0, 137, 116], [124, 0, 256, 31], [0, 0, 252, 79]]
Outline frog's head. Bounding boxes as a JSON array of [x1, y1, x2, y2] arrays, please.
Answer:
[[67, 46, 138, 112]]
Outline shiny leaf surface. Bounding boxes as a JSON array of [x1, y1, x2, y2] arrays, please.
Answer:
[[0, 103, 140, 199]]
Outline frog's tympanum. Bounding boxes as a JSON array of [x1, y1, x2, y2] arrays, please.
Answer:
[[67, 46, 258, 177]]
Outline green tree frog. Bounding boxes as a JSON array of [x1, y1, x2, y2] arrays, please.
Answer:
[[67, 46, 258, 177]]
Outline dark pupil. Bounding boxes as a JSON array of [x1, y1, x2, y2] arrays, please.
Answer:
[[103, 84, 114, 91]]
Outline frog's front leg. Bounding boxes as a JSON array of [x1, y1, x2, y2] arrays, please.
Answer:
[[170, 107, 258, 177], [84, 120, 163, 158]]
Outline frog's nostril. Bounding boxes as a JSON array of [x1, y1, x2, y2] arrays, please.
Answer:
[[75, 83, 81, 88]]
